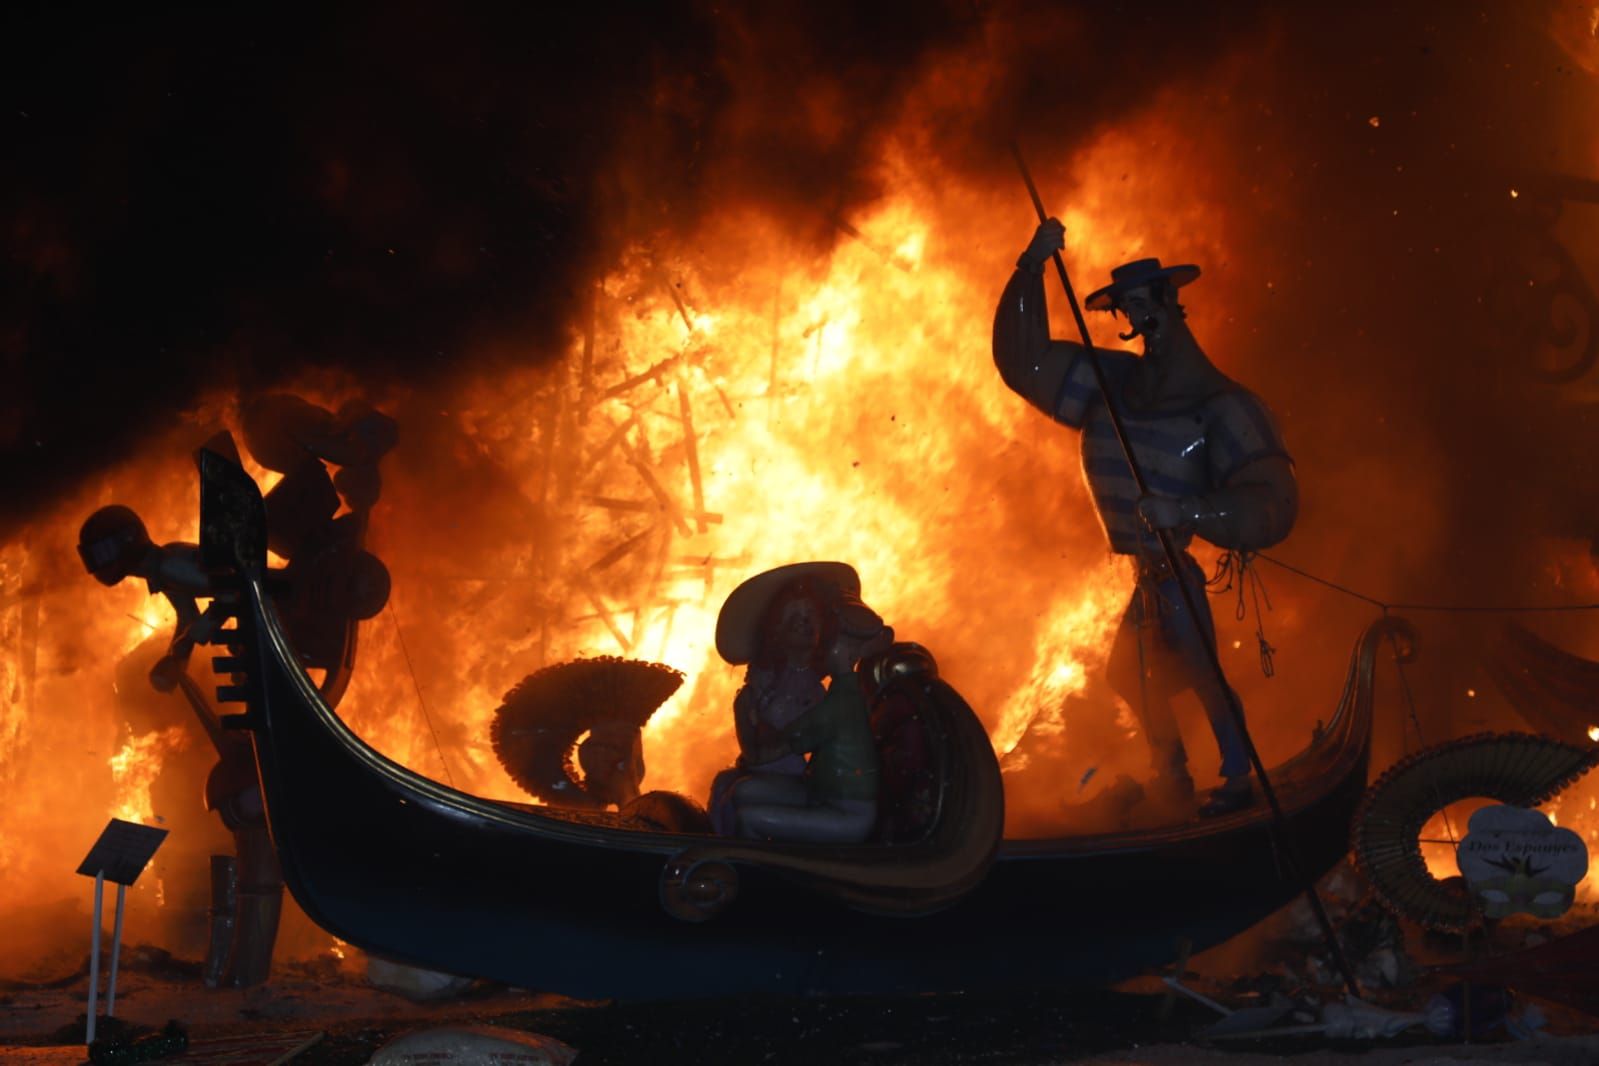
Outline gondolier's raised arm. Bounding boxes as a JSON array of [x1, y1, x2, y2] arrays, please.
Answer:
[[993, 219, 1119, 429]]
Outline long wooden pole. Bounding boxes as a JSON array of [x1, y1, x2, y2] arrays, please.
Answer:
[[1010, 139, 1360, 998]]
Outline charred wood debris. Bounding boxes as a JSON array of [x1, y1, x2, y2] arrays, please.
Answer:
[[1154, 857, 1594, 1048]]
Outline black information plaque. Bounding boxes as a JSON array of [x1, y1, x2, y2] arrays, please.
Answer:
[[76, 818, 168, 886]]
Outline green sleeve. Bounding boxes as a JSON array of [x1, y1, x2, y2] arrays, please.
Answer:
[[781, 685, 841, 754]]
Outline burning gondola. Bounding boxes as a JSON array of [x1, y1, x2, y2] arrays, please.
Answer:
[[198, 444, 1396, 999]]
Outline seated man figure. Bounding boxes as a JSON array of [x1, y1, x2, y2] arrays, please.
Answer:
[[79, 504, 226, 692], [714, 562, 893, 844]]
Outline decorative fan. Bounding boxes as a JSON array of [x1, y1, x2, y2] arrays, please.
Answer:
[[1353, 732, 1599, 931], [1481, 622, 1599, 748], [490, 657, 684, 809]]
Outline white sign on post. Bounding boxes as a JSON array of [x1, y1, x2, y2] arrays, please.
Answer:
[[76, 818, 168, 1045], [1456, 805, 1589, 920]]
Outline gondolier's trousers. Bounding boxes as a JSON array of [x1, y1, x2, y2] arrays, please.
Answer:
[[1107, 551, 1251, 782]]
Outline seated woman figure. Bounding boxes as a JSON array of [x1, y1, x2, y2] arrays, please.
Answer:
[[707, 564, 836, 834], [714, 562, 893, 844]]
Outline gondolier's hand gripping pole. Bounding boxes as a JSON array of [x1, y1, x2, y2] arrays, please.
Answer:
[[1017, 217, 1065, 273]]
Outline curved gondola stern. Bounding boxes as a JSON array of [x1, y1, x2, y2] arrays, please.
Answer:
[[1219, 614, 1400, 828], [1332, 615, 1415, 752], [197, 448, 366, 943], [1266, 614, 1413, 791]]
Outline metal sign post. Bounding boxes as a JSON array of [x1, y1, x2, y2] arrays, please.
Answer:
[[76, 818, 168, 1045]]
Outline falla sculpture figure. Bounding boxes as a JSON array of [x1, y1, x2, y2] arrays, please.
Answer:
[[993, 218, 1298, 818]]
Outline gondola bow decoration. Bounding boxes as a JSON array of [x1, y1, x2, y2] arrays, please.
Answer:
[[491, 657, 684, 809]]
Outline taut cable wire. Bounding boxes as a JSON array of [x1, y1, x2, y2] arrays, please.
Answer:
[[387, 597, 458, 789], [1235, 549, 1593, 860], [1252, 552, 1599, 615]]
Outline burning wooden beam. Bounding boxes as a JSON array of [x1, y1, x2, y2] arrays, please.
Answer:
[[599, 355, 679, 402], [585, 412, 639, 468], [676, 378, 707, 533], [651, 260, 695, 333], [769, 278, 782, 425], [573, 573, 631, 653], [539, 371, 566, 509], [669, 551, 754, 602], [623, 439, 693, 537], [673, 553, 752, 568], [804, 314, 829, 385], [578, 280, 597, 413], [655, 602, 678, 662], [634, 519, 677, 648], [583, 495, 723, 526], [587, 524, 656, 573], [833, 215, 913, 273], [584, 495, 655, 513]]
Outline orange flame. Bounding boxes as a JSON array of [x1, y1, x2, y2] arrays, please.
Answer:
[[109, 725, 190, 825], [0, 108, 1530, 969]]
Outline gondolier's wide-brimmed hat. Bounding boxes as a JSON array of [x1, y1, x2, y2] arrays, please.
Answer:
[[716, 561, 878, 665], [1084, 258, 1201, 312]]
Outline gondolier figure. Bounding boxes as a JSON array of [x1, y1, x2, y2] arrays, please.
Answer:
[[993, 218, 1298, 817]]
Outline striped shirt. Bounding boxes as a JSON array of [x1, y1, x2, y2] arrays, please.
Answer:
[[1052, 352, 1291, 555]]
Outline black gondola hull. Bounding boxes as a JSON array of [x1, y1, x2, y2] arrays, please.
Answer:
[[202, 436, 1384, 999], [238, 575, 1376, 999]]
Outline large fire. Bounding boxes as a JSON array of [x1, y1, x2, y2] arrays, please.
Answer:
[[3, 82, 1596, 974]]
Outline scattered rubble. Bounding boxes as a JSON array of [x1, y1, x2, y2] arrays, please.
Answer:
[[1166, 859, 1595, 1049]]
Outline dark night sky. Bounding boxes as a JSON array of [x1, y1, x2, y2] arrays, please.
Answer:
[[0, 1, 1274, 529], [6, 0, 1597, 577], [5, 4, 704, 527]]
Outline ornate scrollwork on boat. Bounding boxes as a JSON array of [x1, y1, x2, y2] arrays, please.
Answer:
[[659, 855, 740, 923], [1481, 175, 1599, 385]]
